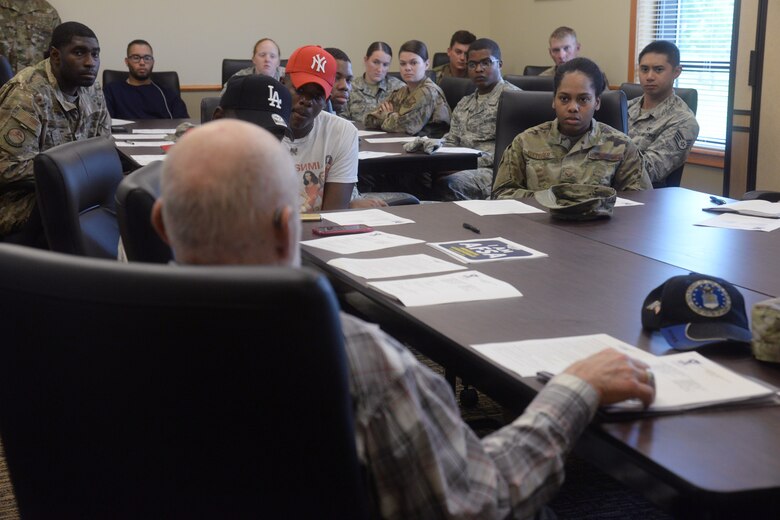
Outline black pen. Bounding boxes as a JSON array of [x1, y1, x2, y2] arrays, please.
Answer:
[[462, 222, 481, 234], [536, 371, 555, 383], [710, 195, 726, 205]]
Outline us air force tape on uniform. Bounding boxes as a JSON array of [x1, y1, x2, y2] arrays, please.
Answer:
[[534, 183, 617, 221]]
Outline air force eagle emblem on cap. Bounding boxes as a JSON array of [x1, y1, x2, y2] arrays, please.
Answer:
[[311, 54, 327, 73], [685, 279, 731, 318]]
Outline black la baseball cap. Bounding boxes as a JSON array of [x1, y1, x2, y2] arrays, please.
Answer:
[[219, 75, 291, 140], [641, 273, 752, 350]]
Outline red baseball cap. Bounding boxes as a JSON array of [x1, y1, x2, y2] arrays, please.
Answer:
[[285, 45, 336, 98]]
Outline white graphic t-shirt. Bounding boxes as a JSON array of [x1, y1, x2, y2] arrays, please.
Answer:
[[283, 111, 359, 212]]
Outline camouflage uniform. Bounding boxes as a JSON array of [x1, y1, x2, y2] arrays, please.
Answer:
[[364, 77, 451, 138], [220, 65, 285, 96], [0, 58, 110, 236], [431, 63, 467, 85], [539, 66, 556, 77], [627, 94, 699, 186], [492, 119, 651, 199], [433, 79, 521, 200], [0, 0, 60, 73], [341, 74, 404, 124]]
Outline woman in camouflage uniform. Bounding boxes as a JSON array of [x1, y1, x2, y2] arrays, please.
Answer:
[[493, 57, 651, 199], [341, 42, 404, 124], [364, 40, 450, 138]]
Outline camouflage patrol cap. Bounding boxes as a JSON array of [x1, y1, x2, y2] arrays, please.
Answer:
[[534, 184, 617, 220], [751, 298, 780, 363]]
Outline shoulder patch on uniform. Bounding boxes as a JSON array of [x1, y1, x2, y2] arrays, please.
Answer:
[[11, 106, 41, 133], [4, 128, 26, 147], [674, 130, 690, 150]]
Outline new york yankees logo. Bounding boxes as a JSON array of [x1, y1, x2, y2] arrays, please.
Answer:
[[267, 85, 282, 109], [311, 54, 327, 73]]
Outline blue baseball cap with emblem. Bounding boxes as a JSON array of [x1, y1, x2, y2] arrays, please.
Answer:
[[641, 273, 752, 350]]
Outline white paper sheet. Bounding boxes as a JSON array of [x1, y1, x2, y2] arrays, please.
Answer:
[[358, 151, 402, 159], [471, 333, 776, 413], [110, 118, 134, 126], [323, 209, 414, 226], [368, 270, 522, 307], [115, 141, 170, 148], [301, 231, 423, 254], [695, 213, 780, 232], [130, 155, 166, 166], [112, 133, 169, 140], [614, 197, 644, 207], [433, 146, 482, 155], [327, 254, 466, 279], [358, 130, 387, 137], [454, 199, 545, 215], [133, 128, 176, 134], [363, 137, 417, 144], [472, 334, 654, 378]]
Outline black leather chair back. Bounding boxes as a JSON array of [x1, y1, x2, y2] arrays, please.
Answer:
[[432, 52, 449, 68], [493, 91, 554, 183], [0, 243, 366, 519], [0, 54, 13, 87], [222, 58, 252, 84], [439, 76, 476, 110], [523, 65, 550, 76], [200, 96, 220, 123], [619, 82, 699, 115], [620, 83, 698, 187], [597, 89, 628, 133], [33, 137, 123, 258], [102, 70, 181, 94], [115, 160, 172, 263], [504, 74, 555, 91], [493, 89, 628, 183]]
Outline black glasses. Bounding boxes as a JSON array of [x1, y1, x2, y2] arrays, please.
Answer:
[[127, 54, 154, 63], [467, 58, 498, 70]]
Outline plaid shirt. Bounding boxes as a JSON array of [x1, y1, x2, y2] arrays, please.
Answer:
[[341, 313, 599, 519]]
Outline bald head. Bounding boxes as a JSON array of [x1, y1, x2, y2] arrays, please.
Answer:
[[152, 119, 300, 265]]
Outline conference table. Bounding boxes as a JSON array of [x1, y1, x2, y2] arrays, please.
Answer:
[[112, 120, 478, 194], [300, 188, 780, 519]]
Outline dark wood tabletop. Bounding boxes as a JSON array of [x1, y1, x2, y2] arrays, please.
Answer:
[[301, 190, 780, 518]]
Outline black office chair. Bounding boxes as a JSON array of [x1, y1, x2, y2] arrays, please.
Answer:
[[742, 190, 780, 202], [221, 58, 253, 84], [102, 69, 181, 95], [200, 96, 220, 123], [439, 76, 476, 110], [504, 74, 555, 91], [523, 65, 549, 76], [387, 70, 437, 84], [33, 137, 123, 258], [620, 83, 698, 188], [0, 54, 13, 87], [0, 243, 366, 519], [619, 82, 698, 115], [115, 160, 172, 263], [492, 90, 628, 183], [597, 89, 629, 133], [432, 52, 449, 68]]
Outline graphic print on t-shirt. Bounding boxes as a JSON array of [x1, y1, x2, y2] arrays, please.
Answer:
[[297, 154, 333, 212]]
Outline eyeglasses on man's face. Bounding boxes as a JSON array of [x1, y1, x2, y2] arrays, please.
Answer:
[[127, 54, 154, 63], [467, 58, 498, 70]]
